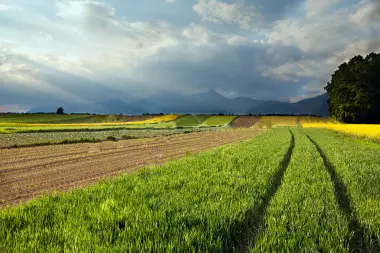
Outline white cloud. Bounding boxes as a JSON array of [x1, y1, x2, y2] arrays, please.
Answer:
[[182, 23, 215, 44], [0, 0, 186, 103], [263, 38, 380, 96], [182, 23, 264, 46], [267, 0, 380, 55], [1, 0, 379, 106], [350, 0, 380, 25], [260, 0, 380, 97], [304, 0, 341, 19], [227, 35, 250, 45], [267, 11, 357, 53], [4, 1, 180, 79], [0, 4, 9, 11], [193, 0, 262, 29], [0, 3, 24, 12]]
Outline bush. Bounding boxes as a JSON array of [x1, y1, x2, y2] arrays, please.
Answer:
[[122, 135, 136, 140], [106, 136, 118, 141]]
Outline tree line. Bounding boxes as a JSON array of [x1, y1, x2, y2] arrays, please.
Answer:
[[326, 52, 380, 123]]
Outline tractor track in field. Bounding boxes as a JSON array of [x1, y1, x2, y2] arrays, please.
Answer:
[[0, 129, 260, 209], [235, 129, 295, 253], [306, 134, 380, 253]]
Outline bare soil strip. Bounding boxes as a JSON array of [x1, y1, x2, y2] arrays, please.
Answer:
[[231, 116, 260, 128], [0, 129, 260, 208]]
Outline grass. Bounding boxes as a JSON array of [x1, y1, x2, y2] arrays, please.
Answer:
[[0, 114, 176, 124], [0, 126, 128, 134], [255, 116, 300, 128], [0, 129, 201, 148], [304, 128, 380, 251], [250, 128, 350, 252], [201, 116, 237, 127], [0, 115, 233, 133], [174, 115, 212, 127], [1, 122, 379, 252], [0, 128, 292, 252], [0, 114, 92, 123]]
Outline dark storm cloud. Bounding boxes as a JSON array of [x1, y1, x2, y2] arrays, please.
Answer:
[[139, 42, 309, 100], [1, 0, 379, 110]]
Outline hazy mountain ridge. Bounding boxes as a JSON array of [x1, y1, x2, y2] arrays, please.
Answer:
[[28, 92, 329, 116]]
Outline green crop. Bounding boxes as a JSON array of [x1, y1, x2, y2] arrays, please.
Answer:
[[1, 127, 379, 252], [0, 114, 92, 123], [201, 116, 237, 127], [304, 128, 380, 251], [0, 128, 292, 252], [251, 129, 350, 252], [174, 115, 212, 127], [0, 129, 203, 148]]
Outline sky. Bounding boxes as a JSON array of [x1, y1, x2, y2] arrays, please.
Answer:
[[0, 0, 379, 112]]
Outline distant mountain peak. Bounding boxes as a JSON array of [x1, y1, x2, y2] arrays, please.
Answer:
[[194, 89, 225, 98], [27, 92, 329, 116]]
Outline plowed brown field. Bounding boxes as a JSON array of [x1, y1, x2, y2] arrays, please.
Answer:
[[231, 116, 260, 128], [0, 129, 261, 208]]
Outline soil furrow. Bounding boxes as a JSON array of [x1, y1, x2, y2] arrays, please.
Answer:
[[0, 133, 221, 174], [0, 135, 233, 188], [0, 129, 258, 208], [0, 131, 247, 176], [0, 132, 203, 163]]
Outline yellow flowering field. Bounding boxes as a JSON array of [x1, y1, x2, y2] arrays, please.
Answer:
[[125, 114, 181, 125], [302, 123, 380, 140], [256, 116, 299, 128]]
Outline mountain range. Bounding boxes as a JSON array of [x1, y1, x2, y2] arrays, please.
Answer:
[[28, 91, 329, 116]]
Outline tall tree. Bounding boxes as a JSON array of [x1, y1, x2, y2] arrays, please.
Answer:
[[325, 52, 380, 123], [56, 107, 64, 115]]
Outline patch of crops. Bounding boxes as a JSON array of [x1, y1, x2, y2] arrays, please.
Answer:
[[2, 126, 378, 252], [0, 114, 92, 123], [256, 116, 300, 128], [174, 115, 213, 127], [201, 116, 236, 126], [304, 128, 380, 251], [54, 115, 128, 123], [0, 129, 202, 148], [126, 114, 181, 125], [251, 129, 350, 252], [302, 122, 380, 141], [231, 116, 260, 128], [0, 128, 292, 252], [298, 116, 334, 124]]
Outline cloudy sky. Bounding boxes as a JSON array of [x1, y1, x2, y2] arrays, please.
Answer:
[[0, 0, 379, 112]]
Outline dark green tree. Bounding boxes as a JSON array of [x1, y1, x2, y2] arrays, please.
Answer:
[[325, 52, 380, 123], [56, 107, 64, 115]]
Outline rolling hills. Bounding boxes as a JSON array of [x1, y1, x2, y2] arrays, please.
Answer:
[[28, 91, 329, 116]]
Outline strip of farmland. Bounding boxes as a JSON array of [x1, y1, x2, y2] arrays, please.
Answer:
[[231, 116, 260, 128], [251, 129, 350, 252], [0, 128, 261, 208], [0, 128, 292, 252], [303, 129, 380, 251]]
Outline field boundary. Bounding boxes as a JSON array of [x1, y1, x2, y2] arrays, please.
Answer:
[[0, 125, 225, 134], [306, 134, 380, 252], [236, 129, 295, 252]]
